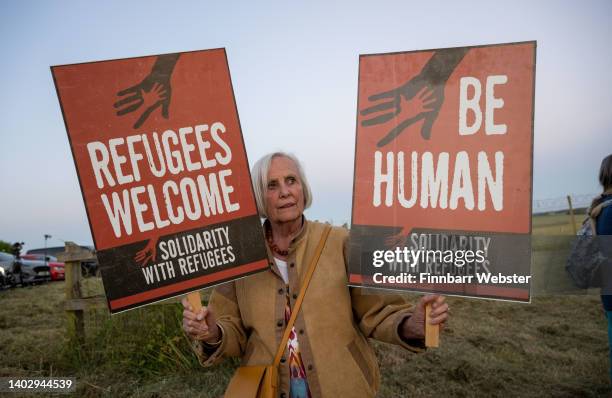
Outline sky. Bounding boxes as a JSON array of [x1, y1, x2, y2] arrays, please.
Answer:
[[0, 0, 611, 252]]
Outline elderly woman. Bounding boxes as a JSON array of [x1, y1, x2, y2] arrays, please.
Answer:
[[182, 151, 448, 397]]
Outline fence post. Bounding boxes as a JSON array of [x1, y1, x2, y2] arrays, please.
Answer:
[[567, 195, 577, 235], [57, 242, 96, 343]]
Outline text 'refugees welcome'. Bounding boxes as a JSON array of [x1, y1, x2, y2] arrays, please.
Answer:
[[86, 122, 239, 238]]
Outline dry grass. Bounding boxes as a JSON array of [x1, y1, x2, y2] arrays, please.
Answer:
[[376, 294, 609, 397], [532, 211, 586, 236], [0, 212, 609, 397], [1, 281, 607, 397]]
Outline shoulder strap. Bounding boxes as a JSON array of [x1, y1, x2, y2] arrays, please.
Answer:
[[589, 197, 612, 236], [273, 225, 332, 366]]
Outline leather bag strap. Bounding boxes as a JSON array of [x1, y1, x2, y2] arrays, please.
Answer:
[[272, 224, 332, 366]]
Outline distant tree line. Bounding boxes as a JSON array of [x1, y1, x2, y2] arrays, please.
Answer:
[[0, 240, 23, 257]]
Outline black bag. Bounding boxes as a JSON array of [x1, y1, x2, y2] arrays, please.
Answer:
[[565, 198, 612, 289]]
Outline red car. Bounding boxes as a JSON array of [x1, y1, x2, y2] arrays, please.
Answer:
[[20, 254, 65, 281]]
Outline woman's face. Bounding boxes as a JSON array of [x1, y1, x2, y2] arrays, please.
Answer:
[[265, 156, 305, 224]]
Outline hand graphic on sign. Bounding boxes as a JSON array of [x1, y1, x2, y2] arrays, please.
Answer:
[[134, 236, 159, 267], [141, 82, 168, 108], [361, 83, 439, 145], [360, 48, 469, 147], [114, 53, 180, 129], [385, 226, 413, 248]]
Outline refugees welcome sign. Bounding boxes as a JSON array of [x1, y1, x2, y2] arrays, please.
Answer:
[[349, 42, 536, 301], [52, 49, 268, 313]]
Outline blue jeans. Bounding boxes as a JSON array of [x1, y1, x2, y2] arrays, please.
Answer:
[[607, 311, 612, 385]]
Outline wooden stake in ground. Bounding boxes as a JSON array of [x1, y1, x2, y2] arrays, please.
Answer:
[[567, 195, 577, 235], [425, 303, 440, 348], [58, 242, 96, 343]]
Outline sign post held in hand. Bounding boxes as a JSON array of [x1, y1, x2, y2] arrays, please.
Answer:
[[425, 303, 439, 348], [187, 291, 203, 313], [349, 42, 537, 346], [52, 49, 268, 314]]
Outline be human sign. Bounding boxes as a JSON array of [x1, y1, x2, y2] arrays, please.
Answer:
[[52, 49, 268, 313], [349, 42, 536, 302]]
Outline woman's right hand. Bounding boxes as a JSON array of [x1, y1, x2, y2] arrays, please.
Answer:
[[181, 298, 221, 344]]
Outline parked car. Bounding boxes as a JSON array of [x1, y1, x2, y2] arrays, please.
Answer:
[[81, 259, 99, 277], [0, 252, 16, 287], [0, 265, 6, 287], [16, 259, 51, 285], [21, 253, 57, 261], [20, 254, 65, 281], [0, 252, 51, 287], [25, 248, 98, 278]]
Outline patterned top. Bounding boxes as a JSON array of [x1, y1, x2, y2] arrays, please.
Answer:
[[284, 285, 311, 398], [275, 258, 311, 398]]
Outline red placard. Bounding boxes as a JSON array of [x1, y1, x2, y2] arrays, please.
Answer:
[[52, 49, 268, 313], [349, 42, 536, 302]]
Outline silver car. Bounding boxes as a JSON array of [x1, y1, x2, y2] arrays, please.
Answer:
[[0, 252, 51, 287], [0, 252, 14, 286]]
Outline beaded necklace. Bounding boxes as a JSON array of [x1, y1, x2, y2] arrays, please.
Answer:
[[265, 226, 289, 257]]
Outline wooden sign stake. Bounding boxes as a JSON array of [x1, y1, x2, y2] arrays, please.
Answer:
[[187, 291, 203, 313], [425, 303, 439, 348]]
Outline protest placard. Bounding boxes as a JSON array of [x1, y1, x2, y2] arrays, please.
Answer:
[[349, 42, 536, 302], [52, 49, 268, 313]]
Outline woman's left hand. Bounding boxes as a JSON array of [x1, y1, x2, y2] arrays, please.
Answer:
[[400, 295, 448, 340]]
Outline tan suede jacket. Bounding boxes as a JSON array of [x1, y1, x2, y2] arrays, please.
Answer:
[[189, 220, 424, 397]]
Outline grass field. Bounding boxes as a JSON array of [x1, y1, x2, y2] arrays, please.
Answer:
[[532, 210, 586, 236], [0, 211, 609, 397]]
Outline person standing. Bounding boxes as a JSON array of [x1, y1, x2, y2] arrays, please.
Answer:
[[182, 151, 449, 397], [594, 154, 612, 384]]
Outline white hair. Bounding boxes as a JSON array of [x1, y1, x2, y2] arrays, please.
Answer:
[[251, 151, 312, 218]]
